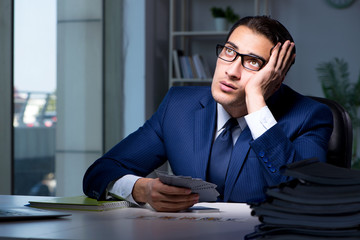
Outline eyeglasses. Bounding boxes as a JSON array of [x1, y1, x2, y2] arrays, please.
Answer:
[[216, 44, 266, 71]]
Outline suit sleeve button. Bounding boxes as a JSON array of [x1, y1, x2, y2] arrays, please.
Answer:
[[259, 151, 265, 158], [269, 167, 276, 173]]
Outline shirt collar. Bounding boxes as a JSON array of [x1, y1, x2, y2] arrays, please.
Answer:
[[217, 103, 247, 132]]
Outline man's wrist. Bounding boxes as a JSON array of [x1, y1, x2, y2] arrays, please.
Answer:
[[245, 92, 266, 114], [245, 106, 277, 139], [132, 178, 152, 204], [107, 174, 142, 205]]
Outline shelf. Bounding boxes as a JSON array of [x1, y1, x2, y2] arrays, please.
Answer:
[[169, 0, 265, 88]]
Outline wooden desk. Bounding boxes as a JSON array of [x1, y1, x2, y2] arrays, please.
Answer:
[[0, 195, 260, 240]]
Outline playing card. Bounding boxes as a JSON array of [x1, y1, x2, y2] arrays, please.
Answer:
[[155, 170, 219, 202]]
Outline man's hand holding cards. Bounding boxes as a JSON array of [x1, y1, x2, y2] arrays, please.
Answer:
[[155, 171, 220, 202]]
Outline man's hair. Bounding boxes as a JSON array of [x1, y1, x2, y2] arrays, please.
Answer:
[[226, 16, 296, 65]]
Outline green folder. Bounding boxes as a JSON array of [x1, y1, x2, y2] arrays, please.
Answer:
[[28, 195, 133, 211]]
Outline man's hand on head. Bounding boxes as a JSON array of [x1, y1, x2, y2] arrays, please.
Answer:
[[245, 40, 296, 114], [132, 178, 199, 212]]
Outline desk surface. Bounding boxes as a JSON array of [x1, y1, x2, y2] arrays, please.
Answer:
[[0, 195, 260, 240]]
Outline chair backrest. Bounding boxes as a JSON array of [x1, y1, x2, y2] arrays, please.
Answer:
[[309, 96, 353, 168]]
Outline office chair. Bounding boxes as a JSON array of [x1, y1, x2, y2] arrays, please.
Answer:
[[309, 96, 353, 168]]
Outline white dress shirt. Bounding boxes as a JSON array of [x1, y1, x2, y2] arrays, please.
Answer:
[[107, 104, 277, 204]]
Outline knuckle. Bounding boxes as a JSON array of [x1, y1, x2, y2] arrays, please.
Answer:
[[149, 190, 162, 201]]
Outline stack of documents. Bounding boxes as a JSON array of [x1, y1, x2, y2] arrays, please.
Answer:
[[245, 158, 360, 239], [28, 195, 133, 211], [155, 170, 219, 202]]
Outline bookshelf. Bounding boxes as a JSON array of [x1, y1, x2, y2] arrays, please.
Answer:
[[168, 0, 269, 87]]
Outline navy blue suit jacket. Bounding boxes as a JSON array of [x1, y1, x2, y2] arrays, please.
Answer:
[[83, 84, 333, 202]]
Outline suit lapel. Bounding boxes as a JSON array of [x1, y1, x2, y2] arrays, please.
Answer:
[[193, 94, 216, 179], [223, 126, 252, 201]]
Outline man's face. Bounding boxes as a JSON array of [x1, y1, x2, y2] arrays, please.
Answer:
[[211, 26, 274, 113]]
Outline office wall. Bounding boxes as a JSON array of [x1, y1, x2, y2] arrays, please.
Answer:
[[269, 0, 360, 96], [0, 0, 12, 194], [56, 0, 103, 196], [103, 0, 125, 152], [145, 0, 169, 120]]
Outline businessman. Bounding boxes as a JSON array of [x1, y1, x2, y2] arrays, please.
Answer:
[[83, 16, 333, 212]]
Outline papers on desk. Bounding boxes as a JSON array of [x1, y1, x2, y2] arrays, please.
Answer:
[[28, 195, 133, 211], [246, 158, 360, 239], [155, 170, 219, 202], [128, 202, 254, 223], [130, 214, 246, 222]]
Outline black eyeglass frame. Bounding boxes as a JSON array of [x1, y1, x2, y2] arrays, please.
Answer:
[[216, 44, 266, 71]]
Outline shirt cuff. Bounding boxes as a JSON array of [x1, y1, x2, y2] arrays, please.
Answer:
[[244, 106, 277, 140], [107, 174, 142, 205]]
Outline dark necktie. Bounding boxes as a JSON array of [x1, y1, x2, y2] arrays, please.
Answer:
[[208, 118, 238, 198]]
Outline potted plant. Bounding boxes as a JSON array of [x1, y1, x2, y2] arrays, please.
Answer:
[[224, 6, 240, 24], [316, 57, 360, 167], [211, 7, 227, 31], [211, 6, 239, 31]]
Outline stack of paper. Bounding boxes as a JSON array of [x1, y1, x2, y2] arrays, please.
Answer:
[[245, 158, 360, 239], [155, 171, 219, 202], [28, 195, 133, 211]]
